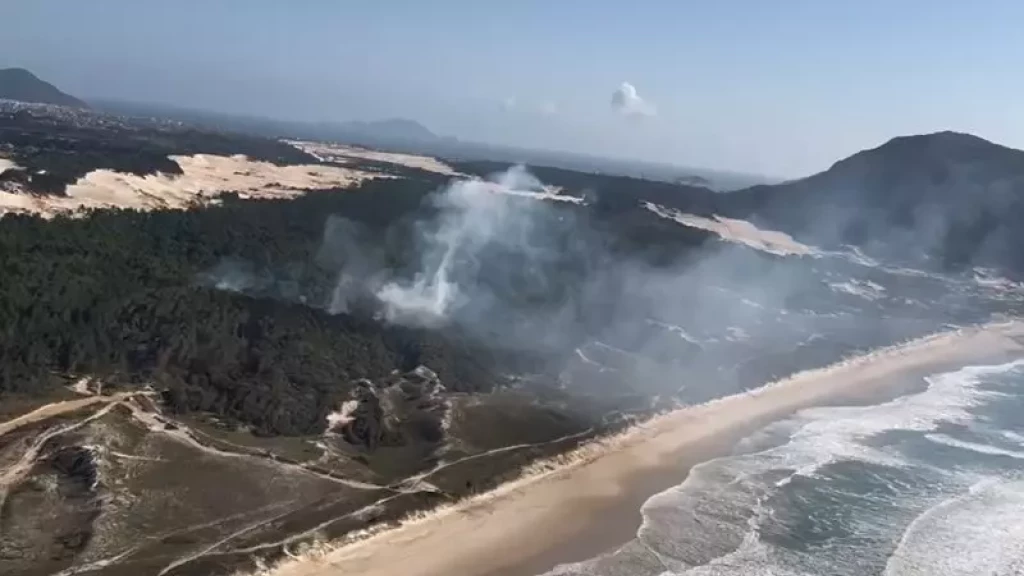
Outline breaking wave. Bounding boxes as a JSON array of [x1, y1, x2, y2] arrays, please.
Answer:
[[544, 360, 1024, 576]]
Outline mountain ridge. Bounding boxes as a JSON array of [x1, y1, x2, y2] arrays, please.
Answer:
[[721, 130, 1024, 274], [0, 67, 89, 109], [329, 117, 439, 142]]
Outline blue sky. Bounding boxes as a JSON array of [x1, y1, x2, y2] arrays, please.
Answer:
[[3, 1, 1023, 177]]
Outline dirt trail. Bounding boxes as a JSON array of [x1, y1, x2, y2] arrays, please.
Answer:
[[1, 388, 427, 494], [0, 399, 135, 511], [402, 427, 596, 490], [0, 391, 142, 439], [121, 399, 408, 493], [157, 502, 318, 576], [48, 500, 305, 576]]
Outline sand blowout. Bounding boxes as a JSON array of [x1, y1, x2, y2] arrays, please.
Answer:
[[0, 153, 382, 217]]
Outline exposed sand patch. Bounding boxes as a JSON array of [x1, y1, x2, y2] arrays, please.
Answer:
[[325, 400, 361, 431], [477, 180, 582, 204], [289, 140, 459, 177], [644, 201, 815, 256], [258, 320, 1024, 576], [0, 141, 579, 219], [0, 391, 153, 511], [0, 157, 20, 177], [0, 154, 382, 218], [288, 141, 582, 203]]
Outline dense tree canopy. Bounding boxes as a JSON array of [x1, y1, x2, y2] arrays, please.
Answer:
[[0, 155, 731, 436], [0, 175, 524, 435]]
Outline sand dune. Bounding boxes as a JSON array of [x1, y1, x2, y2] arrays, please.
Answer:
[[0, 143, 568, 219], [0, 157, 19, 177], [0, 154, 380, 218], [476, 181, 582, 204], [643, 201, 815, 257], [288, 141, 458, 177], [260, 321, 1024, 576]]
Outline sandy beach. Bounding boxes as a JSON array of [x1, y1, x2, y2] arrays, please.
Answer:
[[264, 322, 1024, 576]]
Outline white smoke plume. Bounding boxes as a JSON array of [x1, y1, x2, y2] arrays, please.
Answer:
[[611, 82, 656, 117], [203, 160, 995, 404], [375, 166, 551, 326], [362, 163, 973, 400], [317, 215, 384, 314]]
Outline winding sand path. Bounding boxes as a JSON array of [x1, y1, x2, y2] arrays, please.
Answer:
[[0, 391, 144, 439], [121, 399, 406, 493], [0, 394, 148, 511]]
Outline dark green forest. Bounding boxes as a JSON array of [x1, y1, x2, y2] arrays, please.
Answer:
[[0, 175, 501, 435], [0, 163, 721, 437]]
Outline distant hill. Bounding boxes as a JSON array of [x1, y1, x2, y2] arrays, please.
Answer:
[[675, 174, 714, 188], [728, 131, 1024, 272], [329, 118, 438, 143], [90, 99, 768, 189], [91, 100, 441, 148], [0, 68, 88, 109]]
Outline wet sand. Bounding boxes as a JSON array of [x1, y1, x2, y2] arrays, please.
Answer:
[[265, 322, 1024, 576]]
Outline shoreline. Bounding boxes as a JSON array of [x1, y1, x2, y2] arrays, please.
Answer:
[[265, 322, 1024, 576]]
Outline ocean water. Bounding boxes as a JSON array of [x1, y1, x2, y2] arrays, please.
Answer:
[[544, 360, 1024, 576]]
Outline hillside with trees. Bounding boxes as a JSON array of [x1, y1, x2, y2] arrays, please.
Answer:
[[0, 68, 89, 109], [0, 176, 535, 436]]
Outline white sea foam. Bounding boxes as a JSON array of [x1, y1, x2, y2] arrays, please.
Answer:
[[883, 480, 1024, 576], [828, 279, 886, 301], [925, 433, 1024, 460], [724, 327, 749, 342], [839, 245, 880, 268], [544, 359, 1024, 576], [646, 318, 703, 345], [574, 347, 611, 372], [1001, 430, 1024, 445]]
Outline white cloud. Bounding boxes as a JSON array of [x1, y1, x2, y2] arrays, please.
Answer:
[[502, 96, 517, 111], [611, 82, 656, 116]]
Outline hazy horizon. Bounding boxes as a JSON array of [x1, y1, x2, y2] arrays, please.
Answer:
[[4, 1, 1023, 178], [82, 96, 777, 184]]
